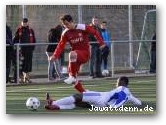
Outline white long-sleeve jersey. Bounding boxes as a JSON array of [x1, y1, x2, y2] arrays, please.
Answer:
[[82, 86, 142, 108]]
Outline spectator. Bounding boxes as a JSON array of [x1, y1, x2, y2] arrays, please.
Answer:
[[149, 33, 156, 73], [13, 18, 36, 83], [89, 16, 103, 78], [46, 25, 65, 81], [6, 25, 13, 83], [100, 21, 111, 75]]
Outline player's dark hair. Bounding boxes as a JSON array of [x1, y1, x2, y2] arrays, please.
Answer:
[[117, 76, 129, 87], [60, 14, 73, 22]]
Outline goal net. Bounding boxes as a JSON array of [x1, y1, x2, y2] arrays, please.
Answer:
[[135, 10, 156, 73]]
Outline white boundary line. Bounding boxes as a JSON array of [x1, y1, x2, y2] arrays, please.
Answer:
[[6, 79, 156, 93]]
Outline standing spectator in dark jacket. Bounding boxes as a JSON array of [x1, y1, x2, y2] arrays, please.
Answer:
[[6, 25, 13, 83], [89, 16, 103, 78], [150, 33, 156, 73], [46, 25, 65, 81], [13, 18, 36, 83]]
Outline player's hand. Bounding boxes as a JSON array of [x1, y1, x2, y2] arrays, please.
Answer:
[[49, 55, 56, 61]]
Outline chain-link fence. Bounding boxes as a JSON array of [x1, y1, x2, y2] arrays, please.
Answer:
[[7, 5, 156, 40], [6, 5, 156, 83]]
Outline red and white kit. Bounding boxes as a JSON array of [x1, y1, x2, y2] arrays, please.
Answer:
[[53, 24, 105, 77]]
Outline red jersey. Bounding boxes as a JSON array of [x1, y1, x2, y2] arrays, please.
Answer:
[[53, 24, 105, 59]]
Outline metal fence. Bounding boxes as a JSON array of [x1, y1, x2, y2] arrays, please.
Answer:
[[6, 5, 156, 83], [7, 40, 154, 84], [6, 5, 156, 41]]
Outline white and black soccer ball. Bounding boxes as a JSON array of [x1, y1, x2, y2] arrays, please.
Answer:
[[26, 97, 40, 110], [102, 69, 109, 76]]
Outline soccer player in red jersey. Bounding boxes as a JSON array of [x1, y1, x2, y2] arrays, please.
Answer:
[[50, 14, 106, 93]]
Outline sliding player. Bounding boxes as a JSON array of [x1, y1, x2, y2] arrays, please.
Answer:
[[44, 76, 142, 110]]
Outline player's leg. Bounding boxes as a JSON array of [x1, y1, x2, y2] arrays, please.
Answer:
[[51, 96, 76, 110], [53, 94, 82, 110], [52, 93, 86, 110], [69, 50, 89, 76], [44, 92, 59, 110], [45, 93, 82, 110], [68, 51, 79, 77], [73, 93, 92, 108], [74, 80, 86, 93], [64, 50, 89, 84], [82, 91, 102, 107], [70, 51, 89, 92], [64, 51, 78, 84]]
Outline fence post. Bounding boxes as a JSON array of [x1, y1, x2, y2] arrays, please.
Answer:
[[22, 5, 27, 18], [129, 5, 134, 68], [78, 5, 82, 23], [16, 44, 20, 84], [111, 41, 114, 77]]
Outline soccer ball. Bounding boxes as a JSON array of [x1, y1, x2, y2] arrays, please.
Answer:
[[102, 69, 109, 76], [26, 97, 40, 110]]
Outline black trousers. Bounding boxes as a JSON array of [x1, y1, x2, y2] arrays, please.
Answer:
[[101, 48, 110, 70], [21, 50, 33, 73], [89, 45, 102, 77], [6, 47, 13, 82]]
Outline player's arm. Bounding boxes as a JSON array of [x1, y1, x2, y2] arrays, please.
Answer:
[[50, 35, 67, 61], [128, 94, 142, 105]]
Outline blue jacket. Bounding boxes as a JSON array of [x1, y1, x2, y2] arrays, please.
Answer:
[[101, 29, 111, 48]]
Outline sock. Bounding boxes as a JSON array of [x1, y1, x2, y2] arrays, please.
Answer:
[[52, 96, 75, 106], [68, 62, 80, 77], [74, 81, 86, 93], [59, 104, 76, 109]]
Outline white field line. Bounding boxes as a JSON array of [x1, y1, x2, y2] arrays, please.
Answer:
[[6, 86, 74, 93], [6, 79, 156, 93]]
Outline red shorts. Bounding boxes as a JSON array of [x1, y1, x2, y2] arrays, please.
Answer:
[[68, 50, 89, 76], [75, 50, 90, 64]]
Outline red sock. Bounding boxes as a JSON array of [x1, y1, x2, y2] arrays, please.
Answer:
[[68, 62, 80, 77], [74, 81, 86, 93]]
